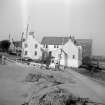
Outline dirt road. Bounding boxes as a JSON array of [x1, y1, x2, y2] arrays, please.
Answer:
[[65, 68, 105, 103]]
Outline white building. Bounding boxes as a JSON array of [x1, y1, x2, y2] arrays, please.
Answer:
[[22, 31, 43, 61], [41, 36, 82, 68]]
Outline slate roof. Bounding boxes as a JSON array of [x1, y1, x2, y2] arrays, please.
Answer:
[[41, 36, 92, 45], [41, 37, 69, 45]]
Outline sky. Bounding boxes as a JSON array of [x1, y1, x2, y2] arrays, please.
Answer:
[[0, 0, 105, 56]]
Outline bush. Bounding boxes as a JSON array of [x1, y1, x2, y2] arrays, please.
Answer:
[[25, 73, 43, 82], [0, 40, 10, 52]]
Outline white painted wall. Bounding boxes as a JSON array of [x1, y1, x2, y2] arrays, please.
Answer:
[[45, 39, 82, 68], [62, 39, 82, 67], [44, 45, 62, 51], [22, 34, 42, 60]]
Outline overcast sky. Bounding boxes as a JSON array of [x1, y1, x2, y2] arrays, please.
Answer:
[[0, 0, 105, 56]]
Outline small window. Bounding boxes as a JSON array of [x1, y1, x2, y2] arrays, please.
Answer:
[[35, 44, 38, 48], [25, 51, 28, 55], [35, 51, 37, 56], [46, 45, 48, 48], [72, 55, 75, 59], [43, 45, 45, 48], [24, 43, 28, 48], [54, 45, 56, 48], [57, 45, 59, 48], [52, 60, 54, 63], [22, 38, 26, 42]]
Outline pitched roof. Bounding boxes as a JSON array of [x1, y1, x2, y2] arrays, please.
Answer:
[[41, 37, 69, 45], [41, 36, 92, 46]]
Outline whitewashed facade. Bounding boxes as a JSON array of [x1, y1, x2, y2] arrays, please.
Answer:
[[41, 37, 82, 68], [22, 32, 43, 60], [43, 44, 62, 51], [62, 39, 82, 67]]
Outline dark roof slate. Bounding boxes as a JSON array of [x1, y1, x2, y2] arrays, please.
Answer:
[[41, 36, 92, 46], [41, 37, 69, 45]]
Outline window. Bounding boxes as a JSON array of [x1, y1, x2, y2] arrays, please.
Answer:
[[54, 45, 59, 48], [43, 45, 45, 48], [35, 51, 37, 56], [22, 38, 26, 42], [72, 55, 75, 59], [46, 45, 48, 48], [35, 44, 38, 48], [57, 45, 59, 48], [25, 51, 28, 55], [54, 45, 56, 48], [24, 43, 28, 48]]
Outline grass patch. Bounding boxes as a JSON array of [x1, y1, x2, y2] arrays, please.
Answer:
[[25, 72, 75, 86], [25, 72, 64, 85]]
